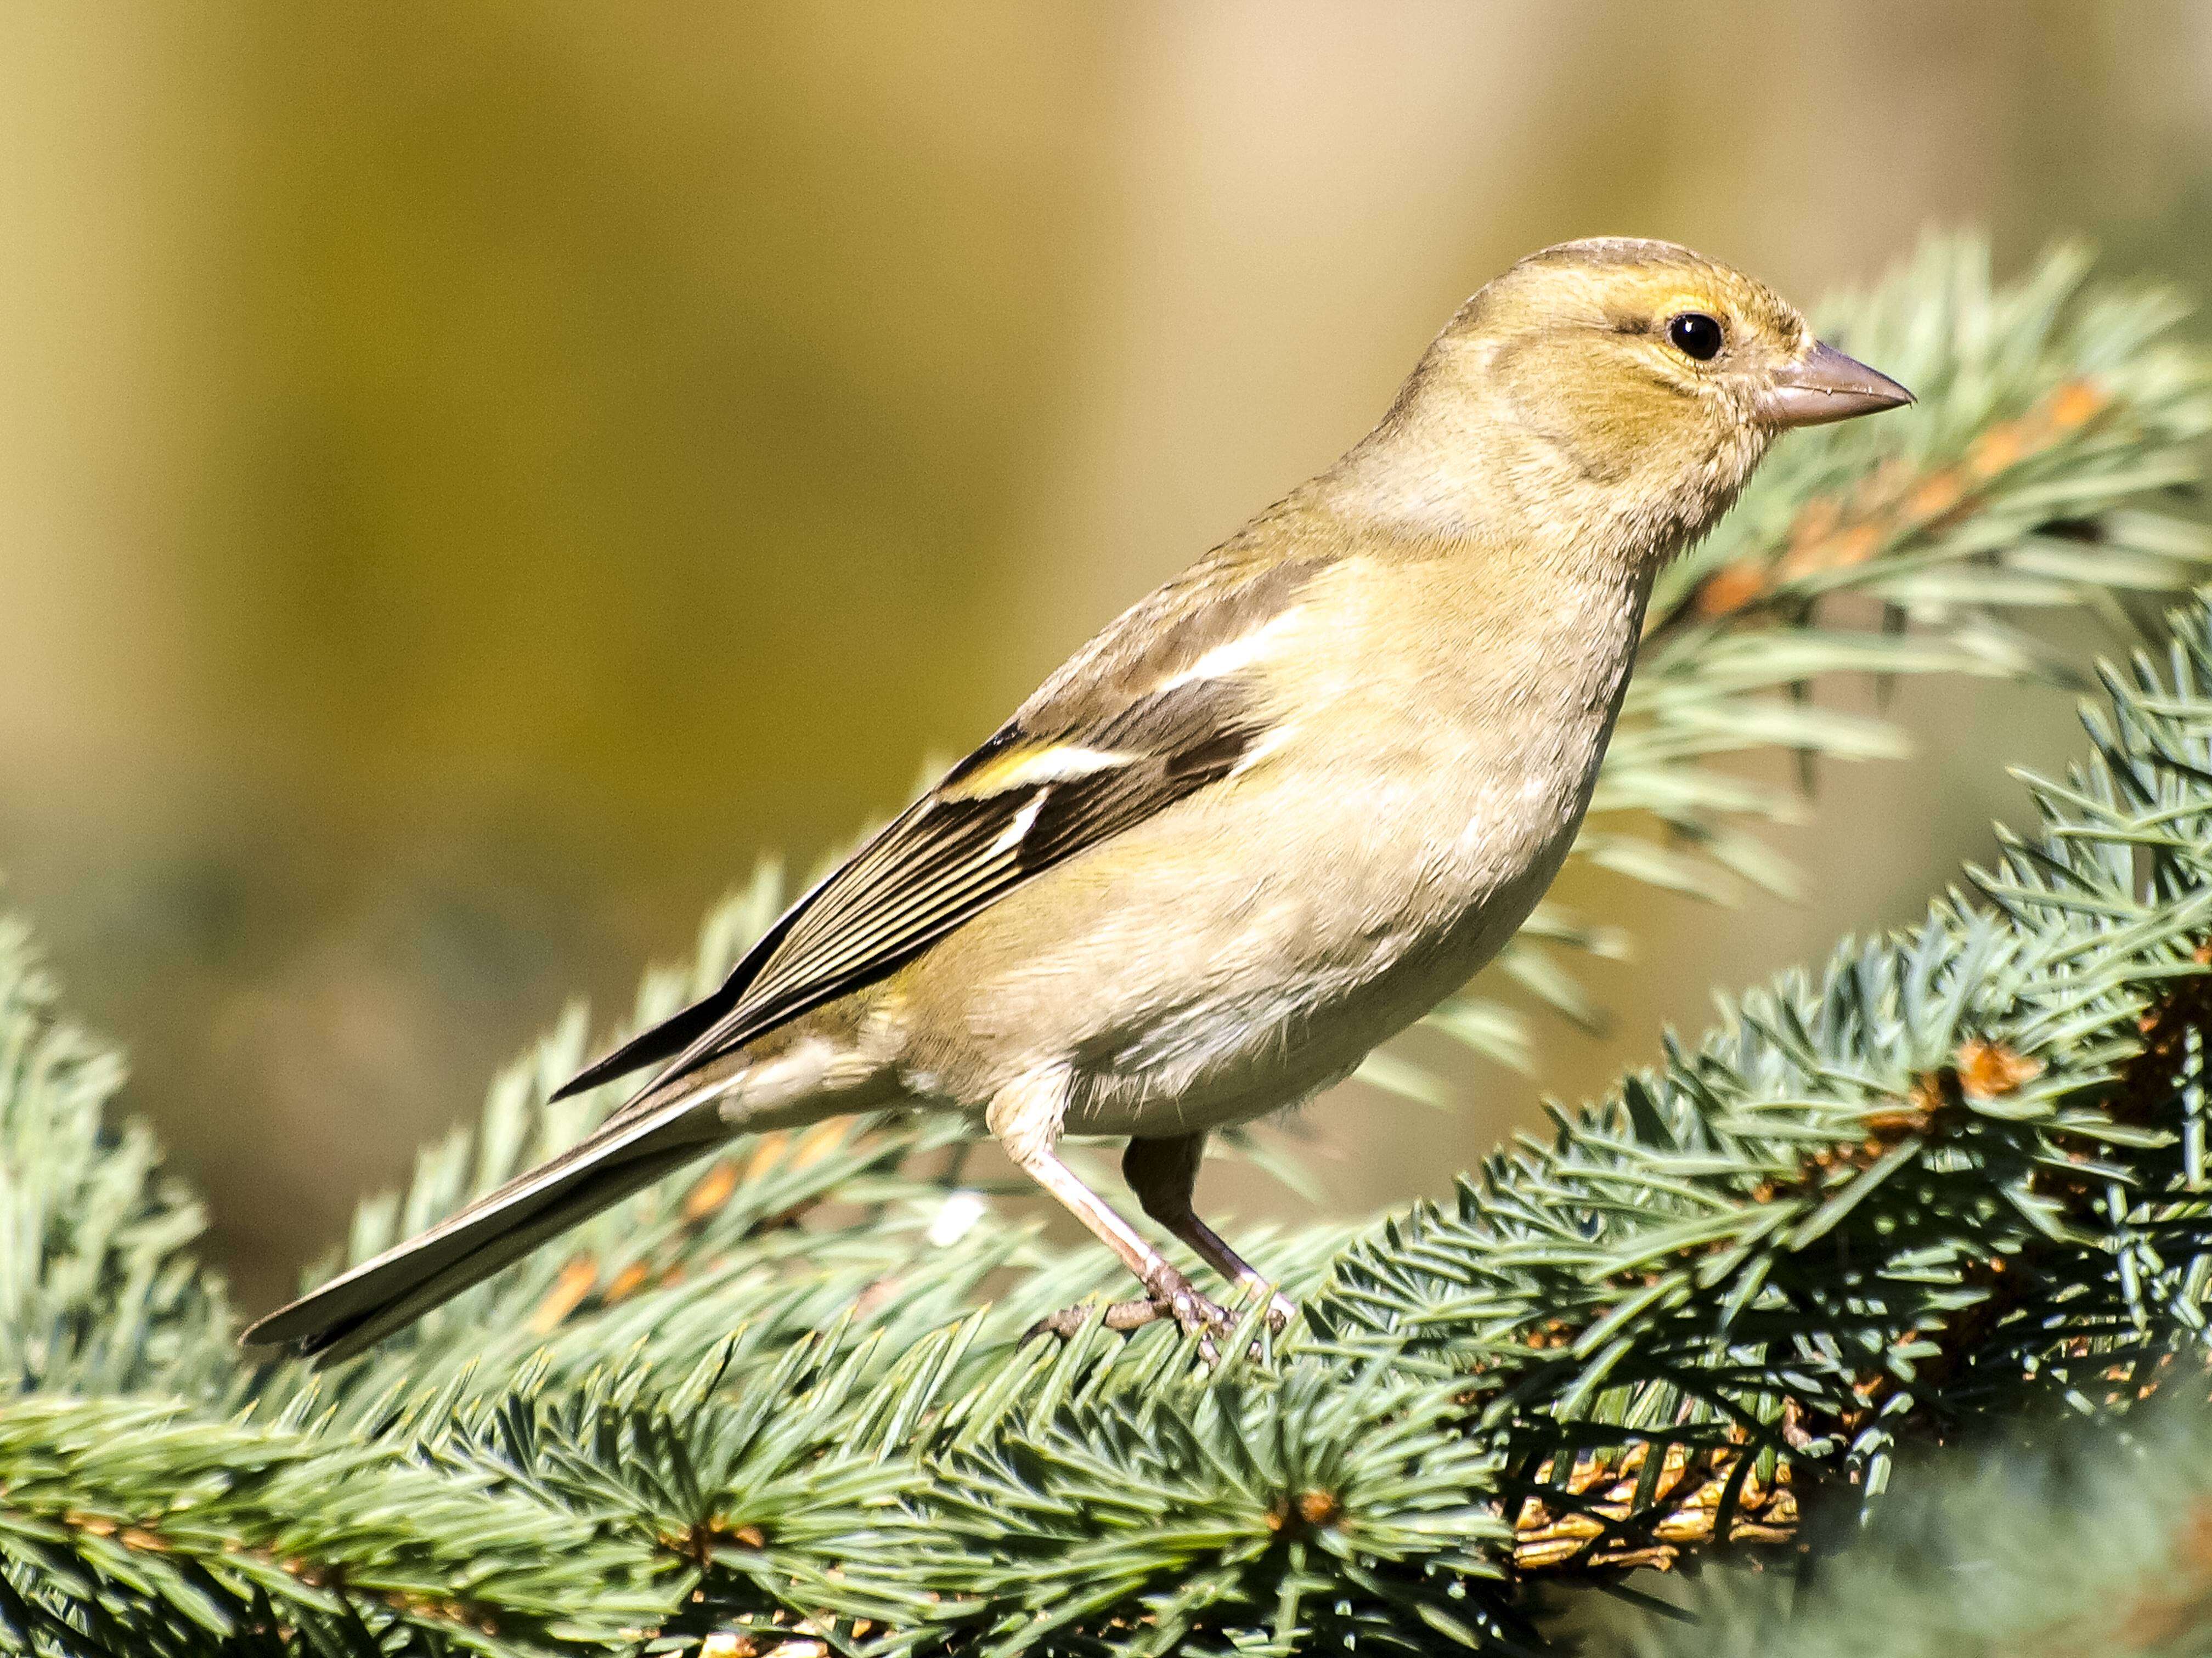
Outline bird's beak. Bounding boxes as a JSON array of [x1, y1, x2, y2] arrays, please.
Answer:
[[1762, 341, 1915, 428]]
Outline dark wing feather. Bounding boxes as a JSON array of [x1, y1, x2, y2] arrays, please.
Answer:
[[554, 551, 1317, 1105], [551, 897, 813, 1099]]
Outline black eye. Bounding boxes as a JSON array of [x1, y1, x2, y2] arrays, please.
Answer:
[[1666, 312, 1724, 361]]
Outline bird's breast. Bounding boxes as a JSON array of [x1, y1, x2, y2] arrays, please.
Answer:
[[1052, 665, 1627, 1137]]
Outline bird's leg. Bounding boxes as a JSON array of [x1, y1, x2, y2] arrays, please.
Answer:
[[989, 1072, 1231, 1346], [1124, 1133, 1297, 1331]]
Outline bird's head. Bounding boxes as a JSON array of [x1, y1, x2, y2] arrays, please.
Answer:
[[1381, 238, 1912, 565]]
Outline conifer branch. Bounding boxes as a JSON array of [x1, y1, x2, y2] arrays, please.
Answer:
[[1611, 1399, 2212, 1655], [0, 918, 230, 1400]]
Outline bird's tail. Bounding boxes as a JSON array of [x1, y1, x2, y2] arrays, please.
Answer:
[[240, 1089, 727, 1367]]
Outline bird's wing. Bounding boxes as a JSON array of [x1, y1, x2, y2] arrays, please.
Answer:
[[554, 549, 1321, 1105]]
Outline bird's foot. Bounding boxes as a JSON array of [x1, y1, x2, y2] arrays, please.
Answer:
[[1025, 1267, 1284, 1361], [1022, 1300, 1221, 1353]]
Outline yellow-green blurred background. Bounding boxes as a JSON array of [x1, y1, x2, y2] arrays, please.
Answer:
[[4, 3, 2209, 1309]]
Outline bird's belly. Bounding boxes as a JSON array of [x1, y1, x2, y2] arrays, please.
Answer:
[[1057, 953, 1463, 1140], [1057, 800, 1577, 1140]]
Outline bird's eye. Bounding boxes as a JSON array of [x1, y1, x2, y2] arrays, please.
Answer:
[[1666, 312, 1725, 362]]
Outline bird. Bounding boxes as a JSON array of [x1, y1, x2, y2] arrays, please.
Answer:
[[243, 238, 1911, 1365]]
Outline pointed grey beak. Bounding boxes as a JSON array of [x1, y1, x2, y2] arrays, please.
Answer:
[[1762, 341, 1915, 428]]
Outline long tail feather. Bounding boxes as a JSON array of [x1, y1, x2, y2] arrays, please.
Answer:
[[241, 1092, 724, 1365]]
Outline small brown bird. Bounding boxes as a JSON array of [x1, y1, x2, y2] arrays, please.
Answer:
[[245, 239, 1910, 1364]]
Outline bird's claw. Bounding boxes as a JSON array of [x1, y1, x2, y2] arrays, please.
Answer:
[[1025, 1273, 1294, 1363], [1025, 1289, 1227, 1343]]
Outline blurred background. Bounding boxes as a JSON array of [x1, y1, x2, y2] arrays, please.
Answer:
[[4, 2, 2210, 1309]]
